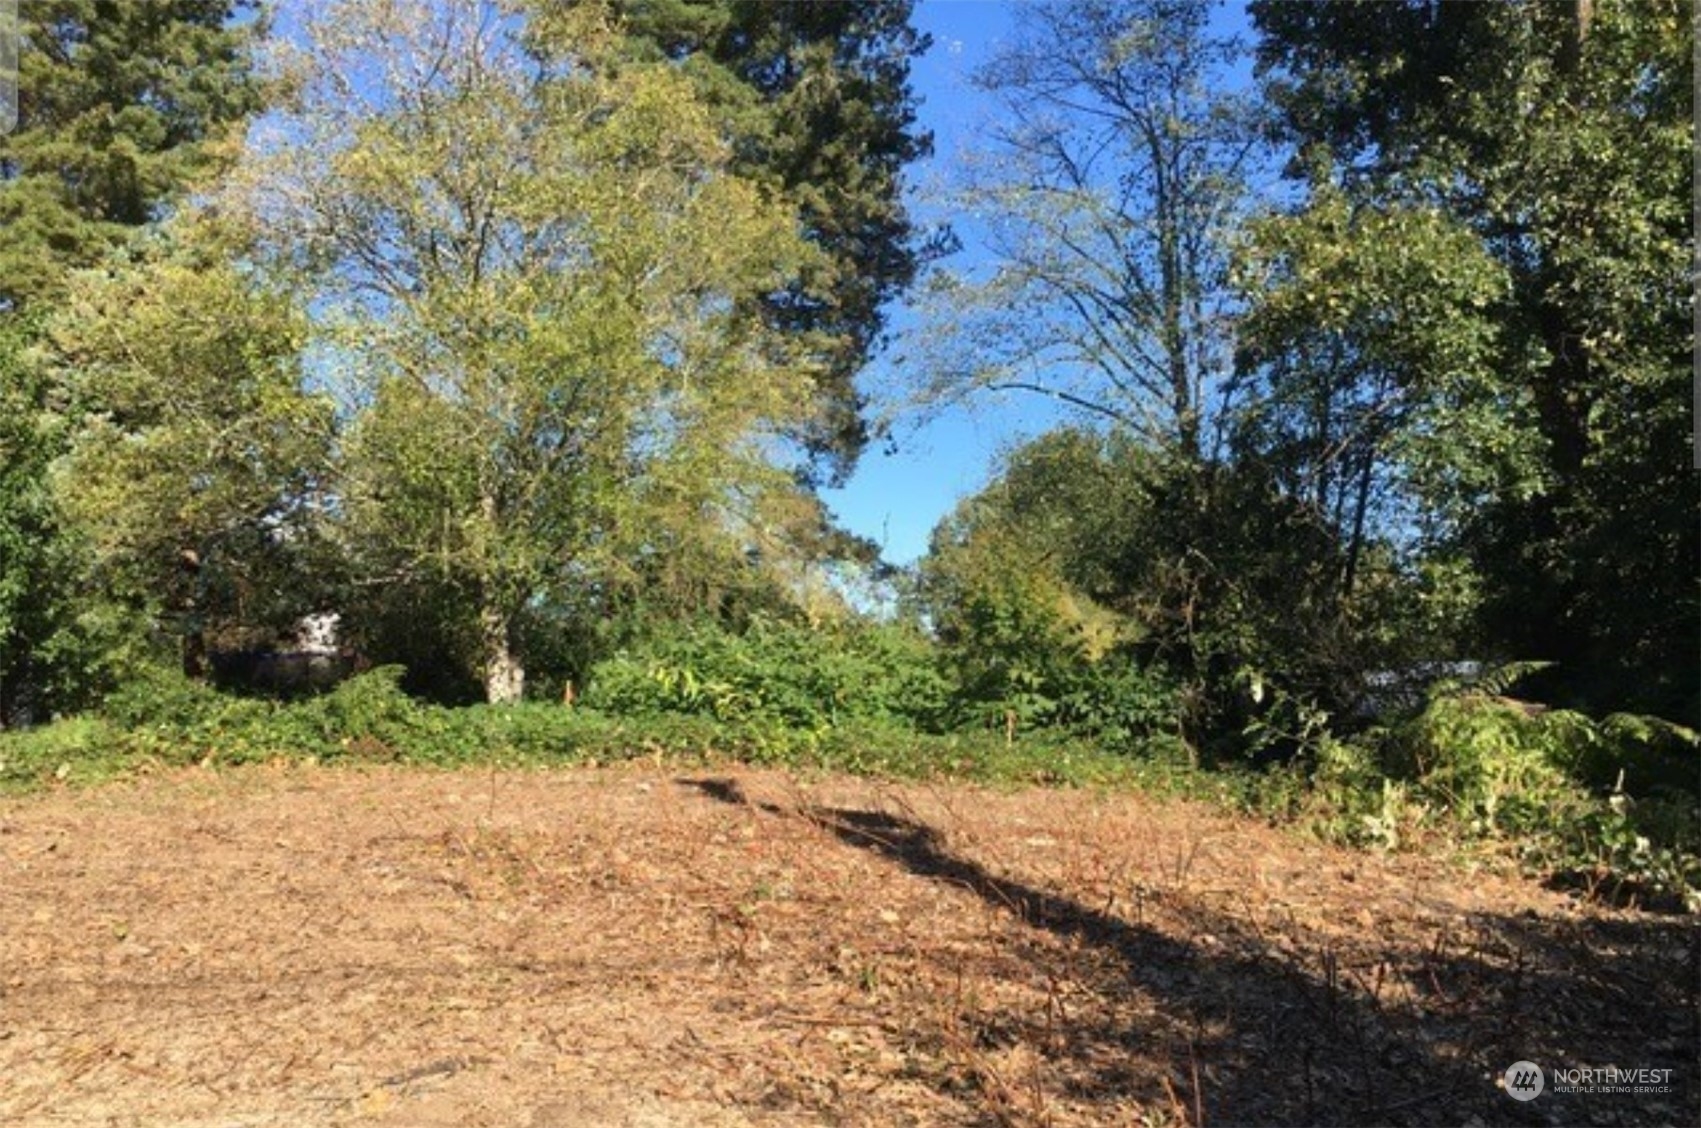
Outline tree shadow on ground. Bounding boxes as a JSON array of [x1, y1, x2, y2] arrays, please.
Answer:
[[681, 776, 1698, 1126]]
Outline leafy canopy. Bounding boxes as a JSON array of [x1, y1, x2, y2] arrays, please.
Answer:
[[233, 0, 839, 700]]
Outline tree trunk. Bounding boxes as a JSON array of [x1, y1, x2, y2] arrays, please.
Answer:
[[1560, 0, 1592, 74], [182, 630, 208, 681], [481, 603, 525, 704], [476, 484, 524, 704], [179, 547, 207, 680], [1341, 445, 1375, 598]]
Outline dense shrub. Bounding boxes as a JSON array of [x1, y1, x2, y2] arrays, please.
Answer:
[[582, 612, 1180, 756], [10, 668, 623, 781], [1295, 694, 1701, 910], [0, 715, 118, 788], [1047, 655, 1180, 748], [584, 616, 952, 733], [1, 658, 1168, 795]]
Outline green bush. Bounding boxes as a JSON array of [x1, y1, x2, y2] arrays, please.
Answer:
[[1, 659, 864, 783], [1052, 656, 1179, 747], [1550, 711, 1700, 799], [1386, 695, 1578, 835], [932, 581, 1177, 746], [102, 662, 266, 733], [98, 663, 274, 763], [263, 665, 436, 761], [584, 616, 952, 733], [581, 614, 1180, 762], [1363, 694, 1701, 908], [0, 716, 119, 790]]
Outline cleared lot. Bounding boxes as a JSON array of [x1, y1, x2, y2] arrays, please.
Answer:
[[1, 763, 1694, 1126]]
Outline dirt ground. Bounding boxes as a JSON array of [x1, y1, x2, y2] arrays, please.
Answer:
[[1, 761, 1694, 1127]]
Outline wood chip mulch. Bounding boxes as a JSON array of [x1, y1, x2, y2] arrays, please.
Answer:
[[1, 761, 1694, 1126]]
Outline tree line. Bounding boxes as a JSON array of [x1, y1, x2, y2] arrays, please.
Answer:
[[913, 0, 1695, 747], [0, 0, 1694, 753]]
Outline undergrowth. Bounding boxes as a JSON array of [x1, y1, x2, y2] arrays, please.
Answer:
[[0, 664, 1169, 795], [3, 663, 1695, 912], [1272, 693, 1701, 912]]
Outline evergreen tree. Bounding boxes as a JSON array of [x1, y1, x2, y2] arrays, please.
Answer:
[[0, 0, 263, 722], [1, 0, 262, 310], [49, 219, 332, 681], [580, 0, 935, 483]]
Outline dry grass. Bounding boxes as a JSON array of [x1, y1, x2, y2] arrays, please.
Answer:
[[0, 761, 1693, 1126]]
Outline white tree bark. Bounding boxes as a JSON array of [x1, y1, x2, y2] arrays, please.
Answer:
[[481, 603, 525, 704]]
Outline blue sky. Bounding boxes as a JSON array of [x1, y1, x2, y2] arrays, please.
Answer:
[[817, 0, 1032, 568], [818, 0, 1256, 567]]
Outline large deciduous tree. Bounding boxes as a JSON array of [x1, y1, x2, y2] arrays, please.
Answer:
[[916, 0, 1262, 463], [911, 0, 1366, 750], [1233, 182, 1516, 603], [238, 0, 834, 703]]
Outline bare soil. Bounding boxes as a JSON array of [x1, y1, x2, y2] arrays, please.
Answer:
[[1, 762, 1694, 1126]]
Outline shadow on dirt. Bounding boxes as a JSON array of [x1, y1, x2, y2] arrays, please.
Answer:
[[680, 776, 1698, 1126]]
